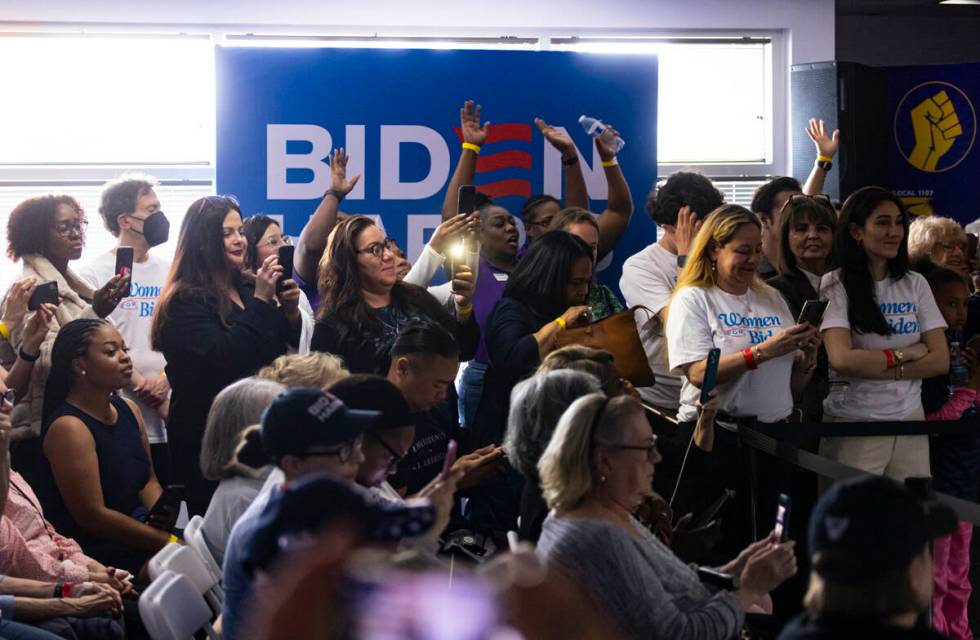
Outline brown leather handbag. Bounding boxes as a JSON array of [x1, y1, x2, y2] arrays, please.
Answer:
[[554, 306, 656, 387]]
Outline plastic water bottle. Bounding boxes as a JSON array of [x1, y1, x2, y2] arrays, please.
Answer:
[[578, 115, 626, 153], [950, 332, 970, 387]]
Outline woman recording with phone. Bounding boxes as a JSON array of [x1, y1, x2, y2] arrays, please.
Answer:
[[151, 195, 301, 515], [242, 214, 315, 354], [664, 205, 819, 550], [2, 195, 129, 476]]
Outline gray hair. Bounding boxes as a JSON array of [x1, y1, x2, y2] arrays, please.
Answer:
[[538, 393, 643, 511], [504, 369, 602, 479], [199, 377, 285, 480], [908, 215, 966, 261]]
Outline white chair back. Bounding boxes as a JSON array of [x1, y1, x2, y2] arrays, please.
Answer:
[[184, 515, 223, 581], [147, 543, 182, 582], [139, 570, 219, 640]]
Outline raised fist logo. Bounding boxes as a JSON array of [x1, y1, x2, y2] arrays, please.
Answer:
[[908, 91, 963, 172], [895, 82, 976, 174]]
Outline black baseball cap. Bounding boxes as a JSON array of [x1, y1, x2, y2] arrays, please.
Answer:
[[242, 472, 437, 573], [259, 388, 380, 459], [809, 475, 957, 584]]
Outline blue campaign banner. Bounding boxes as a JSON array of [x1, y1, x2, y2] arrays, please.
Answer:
[[886, 62, 979, 223], [215, 47, 658, 290]]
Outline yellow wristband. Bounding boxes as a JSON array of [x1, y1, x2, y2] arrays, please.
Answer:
[[555, 317, 567, 331], [462, 142, 482, 155], [168, 534, 179, 544], [600, 158, 619, 168], [0, 322, 9, 341], [817, 154, 833, 163], [457, 303, 473, 319]]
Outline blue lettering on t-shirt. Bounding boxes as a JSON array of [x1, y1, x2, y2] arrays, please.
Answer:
[[718, 312, 782, 345], [116, 279, 161, 317], [879, 300, 919, 335]]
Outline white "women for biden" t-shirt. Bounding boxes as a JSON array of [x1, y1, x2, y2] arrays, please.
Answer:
[[819, 269, 946, 421], [666, 284, 796, 423]]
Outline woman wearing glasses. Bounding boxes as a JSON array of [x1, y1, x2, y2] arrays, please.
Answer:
[[536, 392, 797, 640], [243, 214, 315, 353], [311, 215, 479, 375], [151, 195, 301, 515], [768, 194, 837, 423], [1, 195, 129, 474]]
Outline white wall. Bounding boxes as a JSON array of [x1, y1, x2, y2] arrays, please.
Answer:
[[0, 0, 835, 64]]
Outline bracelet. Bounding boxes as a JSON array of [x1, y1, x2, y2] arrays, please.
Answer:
[[18, 348, 40, 363], [457, 303, 473, 319], [817, 154, 833, 163], [323, 188, 345, 202], [883, 349, 896, 369], [753, 345, 766, 365], [168, 533, 180, 544], [676, 255, 688, 268], [816, 159, 833, 171], [555, 317, 567, 331], [742, 347, 758, 370], [895, 363, 905, 381], [561, 154, 579, 166], [462, 142, 482, 155], [0, 321, 9, 341], [600, 158, 619, 168]]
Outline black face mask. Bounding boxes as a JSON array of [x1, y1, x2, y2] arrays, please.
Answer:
[[132, 211, 170, 247]]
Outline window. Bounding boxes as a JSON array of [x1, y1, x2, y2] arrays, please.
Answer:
[[551, 38, 774, 168]]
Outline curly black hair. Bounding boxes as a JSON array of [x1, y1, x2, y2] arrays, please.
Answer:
[[645, 172, 723, 227]]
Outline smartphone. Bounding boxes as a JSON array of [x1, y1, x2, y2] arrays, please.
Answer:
[[774, 493, 792, 543], [457, 185, 477, 216], [441, 439, 458, 479], [697, 488, 735, 528], [114, 246, 134, 278], [147, 484, 185, 531], [27, 281, 59, 311], [700, 348, 721, 405], [797, 299, 829, 328], [277, 245, 295, 293]]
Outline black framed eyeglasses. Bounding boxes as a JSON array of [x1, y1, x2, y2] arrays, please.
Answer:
[[355, 237, 395, 259], [366, 430, 406, 473]]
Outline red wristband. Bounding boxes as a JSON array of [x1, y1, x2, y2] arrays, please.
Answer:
[[883, 349, 896, 369], [742, 347, 758, 370], [63, 582, 73, 597]]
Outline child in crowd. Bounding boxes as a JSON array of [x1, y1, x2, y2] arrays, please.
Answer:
[[921, 265, 980, 640]]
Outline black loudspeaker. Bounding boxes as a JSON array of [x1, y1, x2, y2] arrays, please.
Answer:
[[791, 61, 888, 202]]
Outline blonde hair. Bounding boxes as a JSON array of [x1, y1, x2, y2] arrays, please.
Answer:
[[908, 215, 966, 262], [258, 352, 350, 389], [537, 393, 643, 511], [674, 204, 766, 292]]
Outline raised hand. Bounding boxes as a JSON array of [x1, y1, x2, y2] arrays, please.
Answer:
[[595, 123, 621, 162], [673, 206, 702, 257], [21, 302, 54, 356], [451, 266, 476, 310], [254, 254, 283, 304], [429, 213, 480, 256], [460, 100, 490, 147], [329, 148, 361, 197], [806, 118, 840, 159], [534, 117, 576, 158]]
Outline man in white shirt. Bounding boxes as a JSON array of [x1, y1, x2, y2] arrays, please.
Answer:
[[620, 172, 723, 414], [78, 174, 173, 482]]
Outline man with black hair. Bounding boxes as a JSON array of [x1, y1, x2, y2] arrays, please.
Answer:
[[78, 174, 172, 481], [620, 171, 724, 414], [386, 321, 503, 495], [779, 475, 954, 639]]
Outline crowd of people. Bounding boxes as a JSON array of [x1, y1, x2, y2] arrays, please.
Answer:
[[0, 102, 976, 639]]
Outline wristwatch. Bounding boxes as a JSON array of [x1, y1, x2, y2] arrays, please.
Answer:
[[677, 255, 688, 268], [816, 159, 833, 171], [893, 349, 905, 364], [323, 189, 345, 202]]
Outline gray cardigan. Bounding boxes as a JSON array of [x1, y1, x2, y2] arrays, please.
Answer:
[[537, 513, 744, 640]]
